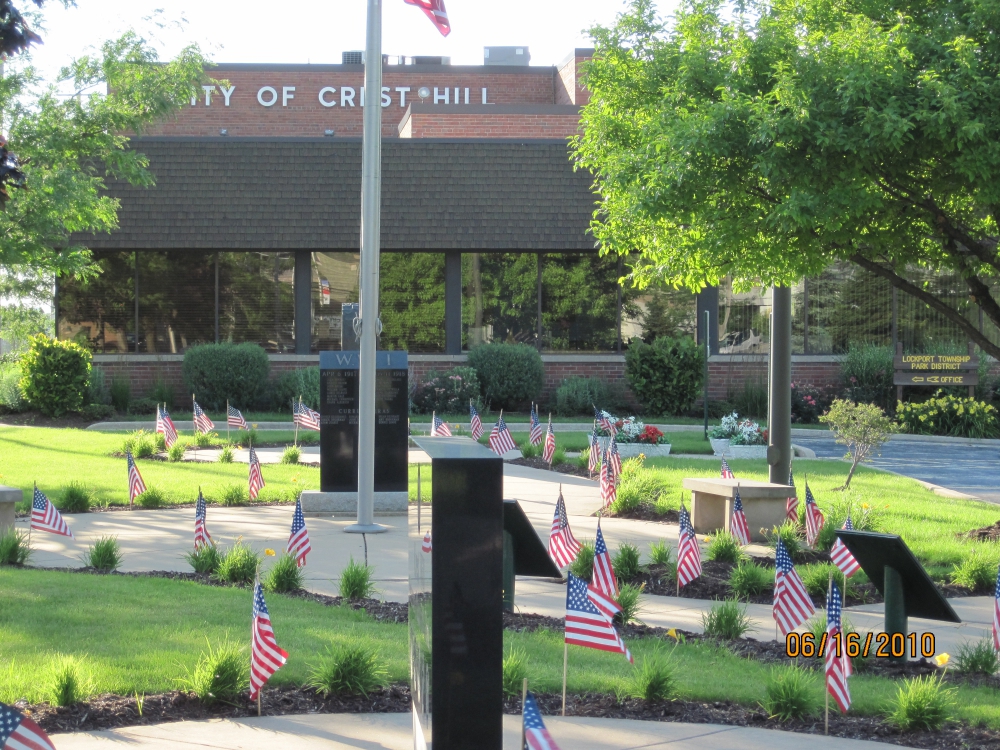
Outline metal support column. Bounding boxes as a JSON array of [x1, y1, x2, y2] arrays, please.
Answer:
[[294, 250, 312, 355], [883, 565, 907, 662], [696, 286, 719, 354], [768, 285, 792, 485], [444, 251, 462, 354]]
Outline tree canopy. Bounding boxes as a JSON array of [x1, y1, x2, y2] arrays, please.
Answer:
[[574, 0, 1000, 358]]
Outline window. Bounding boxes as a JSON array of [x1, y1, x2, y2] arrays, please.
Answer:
[[57, 250, 134, 353]]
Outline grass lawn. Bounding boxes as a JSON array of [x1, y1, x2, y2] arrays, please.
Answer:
[[2, 570, 999, 729]]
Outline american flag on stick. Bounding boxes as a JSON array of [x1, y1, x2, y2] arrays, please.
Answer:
[[469, 401, 484, 440], [127, 450, 146, 507], [293, 399, 321, 432], [785, 466, 799, 522], [522, 692, 562, 750], [676, 502, 702, 587], [286, 498, 311, 567], [565, 573, 632, 662], [594, 407, 617, 436], [826, 580, 852, 713], [992, 562, 1000, 651], [488, 413, 517, 456], [542, 415, 556, 465], [248, 445, 265, 500], [830, 517, 861, 577], [547, 487, 581, 567], [250, 579, 288, 700], [592, 520, 618, 599], [730, 486, 751, 546], [0, 701, 57, 750], [721, 457, 734, 479], [431, 412, 452, 437], [607, 435, 622, 477], [403, 0, 450, 36], [192, 399, 214, 434], [227, 404, 248, 430], [31, 486, 73, 537], [599, 450, 616, 508], [587, 429, 600, 475], [194, 489, 212, 549], [156, 404, 178, 448], [773, 538, 815, 636], [529, 405, 544, 446], [804, 482, 825, 547]]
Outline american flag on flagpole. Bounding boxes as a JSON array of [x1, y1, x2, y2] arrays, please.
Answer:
[[730, 486, 751, 545], [721, 457, 734, 479], [542, 415, 556, 464], [565, 573, 632, 663], [431, 413, 452, 437], [992, 562, 1000, 651], [592, 521, 619, 599], [676, 503, 702, 586], [127, 450, 146, 506], [227, 405, 248, 430], [594, 407, 617, 436], [286, 498, 312, 567], [250, 579, 288, 700], [421, 530, 432, 553], [825, 580, 852, 712], [193, 400, 215, 434], [773, 538, 815, 636], [248, 445, 265, 500], [547, 488, 581, 567], [469, 401, 484, 440], [600, 450, 616, 507], [403, 0, 450, 36], [194, 490, 212, 549], [31, 487, 73, 537], [0, 701, 57, 750], [830, 517, 861, 577], [488, 414, 517, 455], [529, 405, 544, 446], [522, 691, 562, 750], [156, 405, 178, 448], [588, 429, 600, 474], [804, 482, 825, 547], [293, 399, 321, 431], [785, 466, 799, 522]]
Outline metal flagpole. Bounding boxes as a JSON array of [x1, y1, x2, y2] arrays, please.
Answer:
[[347, 0, 386, 534]]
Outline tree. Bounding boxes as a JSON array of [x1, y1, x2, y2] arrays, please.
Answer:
[[573, 0, 1000, 360], [819, 399, 897, 489]]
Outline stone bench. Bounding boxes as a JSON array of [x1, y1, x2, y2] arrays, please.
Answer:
[[0, 485, 22, 533], [681, 478, 795, 543]]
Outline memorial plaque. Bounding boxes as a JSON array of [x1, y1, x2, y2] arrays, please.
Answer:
[[319, 350, 408, 494]]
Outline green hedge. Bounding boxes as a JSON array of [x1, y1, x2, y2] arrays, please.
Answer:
[[267, 367, 320, 411], [467, 343, 543, 411], [182, 343, 270, 410], [624, 336, 703, 415], [19, 335, 92, 416]]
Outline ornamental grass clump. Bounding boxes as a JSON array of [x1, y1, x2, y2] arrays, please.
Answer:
[[48, 656, 87, 707], [281, 445, 301, 464], [885, 674, 955, 731], [762, 666, 819, 721], [85, 536, 123, 571], [614, 582, 645, 626], [264, 552, 304, 593], [217, 445, 234, 463], [727, 561, 770, 599], [220, 483, 249, 506], [950, 545, 1000, 591], [339, 556, 376, 600], [612, 470, 665, 514], [59, 481, 92, 513], [612, 542, 641, 581], [955, 637, 1000, 676], [168, 441, 187, 462], [137, 486, 166, 509], [707, 531, 745, 564], [0, 528, 32, 566], [122, 430, 156, 459], [214, 540, 261, 586], [501, 646, 528, 697], [184, 544, 221, 575], [627, 651, 676, 702], [568, 541, 595, 580], [800, 563, 850, 599], [765, 522, 802, 559], [649, 539, 671, 567], [184, 639, 248, 706], [701, 599, 754, 639], [307, 640, 388, 697]]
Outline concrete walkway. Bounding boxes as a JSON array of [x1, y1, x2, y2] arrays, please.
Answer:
[[50, 713, 894, 749]]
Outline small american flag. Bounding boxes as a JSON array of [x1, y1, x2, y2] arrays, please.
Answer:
[[773, 538, 815, 636], [785, 466, 799, 522], [547, 488, 581, 567], [542, 415, 556, 464], [595, 407, 617, 436], [421, 530, 432, 553], [721, 457, 735, 479], [469, 401, 484, 440], [592, 521, 618, 599], [730, 486, 751, 545], [250, 580, 288, 700], [194, 490, 212, 549], [587, 430, 600, 474], [488, 414, 517, 455], [607, 436, 622, 476], [127, 450, 146, 506], [227, 404, 248, 430], [676, 503, 702, 587], [431, 413, 452, 437], [825, 580, 852, 712], [192, 400, 214, 434], [565, 573, 632, 663], [600, 451, 616, 507], [0, 701, 57, 750], [403, 0, 450, 36], [248, 445, 265, 500], [293, 399, 321, 431], [156, 405, 178, 448], [992, 562, 999, 651], [286, 498, 311, 567], [529, 405, 544, 445], [804, 483, 825, 547], [830, 517, 861, 577], [31, 487, 73, 537], [522, 691, 562, 750]]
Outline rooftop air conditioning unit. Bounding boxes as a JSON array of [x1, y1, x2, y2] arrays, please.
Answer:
[[412, 56, 450, 65], [484, 46, 530, 66], [342, 50, 364, 65]]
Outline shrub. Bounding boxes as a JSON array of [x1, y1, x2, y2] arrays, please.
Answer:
[[412, 367, 481, 414], [266, 366, 320, 411], [0, 362, 26, 411], [955, 638, 1000, 676], [109, 375, 131, 412], [612, 542, 641, 581], [0, 528, 32, 565], [897, 391, 1000, 439], [85, 536, 123, 571], [701, 599, 754, 639], [568, 541, 595, 581], [137, 486, 167, 509], [800, 563, 850, 600], [59, 481, 93, 513], [502, 646, 528, 697], [841, 342, 895, 412], [467, 343, 543, 411], [184, 639, 248, 706], [19, 334, 92, 416], [615, 582, 644, 625], [307, 641, 387, 697], [150, 378, 174, 409], [264, 553, 304, 593], [128, 397, 159, 416], [281, 445, 301, 464], [182, 343, 271, 411], [80, 403, 114, 421], [627, 651, 676, 702], [48, 656, 86, 706], [218, 445, 234, 463], [762, 666, 819, 720], [707, 531, 746, 563], [727, 561, 771, 599], [220, 484, 249, 506], [624, 335, 703, 416], [551, 447, 567, 466], [554, 376, 626, 416], [612, 471, 666, 515], [791, 382, 838, 425], [168, 442, 187, 462], [122, 430, 156, 459], [194, 431, 217, 449], [950, 546, 1000, 591], [649, 540, 671, 567], [185, 544, 221, 575], [885, 674, 955, 731], [765, 522, 803, 559], [340, 556, 376, 600], [215, 540, 261, 586], [728, 379, 768, 419]]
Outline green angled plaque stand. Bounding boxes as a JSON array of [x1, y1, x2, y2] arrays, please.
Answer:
[[836, 530, 960, 661], [503, 499, 562, 612]]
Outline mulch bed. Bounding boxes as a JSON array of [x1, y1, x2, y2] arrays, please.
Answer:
[[0, 411, 95, 428], [962, 520, 1000, 542], [509, 457, 593, 477], [604, 505, 680, 523]]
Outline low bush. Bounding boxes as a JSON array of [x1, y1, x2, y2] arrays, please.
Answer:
[[701, 599, 754, 639], [48, 656, 87, 706], [614, 582, 644, 625], [215, 540, 261, 586], [122, 430, 156, 459], [128, 397, 159, 416], [612, 542, 641, 581], [185, 544, 221, 575], [168, 442, 187, 462], [762, 666, 819, 720], [220, 484, 249, 507], [551, 447, 567, 466], [150, 378, 174, 409], [841, 342, 895, 413], [85, 536, 123, 571], [648, 540, 671, 567], [577, 446, 591, 472], [307, 641, 387, 697], [411, 366, 481, 414], [467, 343, 543, 411], [184, 639, 248, 706], [263, 553, 304, 593], [80, 403, 114, 421], [727, 561, 771, 599], [59, 481, 93, 513], [339, 557, 376, 600], [955, 637, 1000, 676], [624, 335, 703, 416], [612, 471, 666, 515], [799, 563, 849, 599], [19, 334, 92, 416], [568, 541, 595, 581], [266, 366, 320, 411], [0, 361, 26, 411], [627, 651, 676, 702], [194, 431, 217, 449], [554, 376, 626, 416], [707, 531, 746, 564], [898, 391, 1000, 439], [109, 375, 131, 413], [502, 646, 528, 697], [0, 528, 32, 565], [790, 382, 838, 425], [217, 445, 234, 463], [182, 342, 271, 411], [885, 674, 955, 731], [950, 546, 1000, 591], [281, 445, 301, 464], [137, 486, 167, 509]]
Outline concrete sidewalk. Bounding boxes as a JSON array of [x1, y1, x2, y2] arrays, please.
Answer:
[[50, 712, 892, 749]]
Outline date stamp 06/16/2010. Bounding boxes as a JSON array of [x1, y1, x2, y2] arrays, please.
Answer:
[[785, 632, 937, 660]]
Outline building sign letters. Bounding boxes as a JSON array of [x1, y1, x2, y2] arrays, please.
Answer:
[[191, 85, 490, 109]]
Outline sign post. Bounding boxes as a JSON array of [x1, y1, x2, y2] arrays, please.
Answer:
[[893, 343, 977, 403]]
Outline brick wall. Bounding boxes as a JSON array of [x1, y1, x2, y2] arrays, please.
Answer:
[[555, 50, 593, 106], [400, 106, 582, 139], [706, 355, 843, 400]]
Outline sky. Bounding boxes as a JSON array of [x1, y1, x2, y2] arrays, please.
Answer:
[[27, 0, 672, 82]]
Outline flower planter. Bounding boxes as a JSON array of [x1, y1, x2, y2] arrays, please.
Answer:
[[723, 445, 768, 459], [709, 438, 731, 456], [617, 443, 671, 458]]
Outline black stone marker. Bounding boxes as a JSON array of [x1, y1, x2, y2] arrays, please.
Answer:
[[503, 499, 562, 611], [319, 350, 408, 494]]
